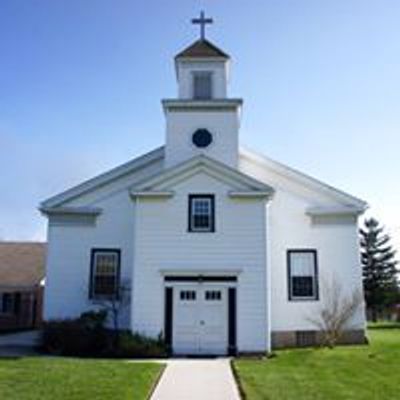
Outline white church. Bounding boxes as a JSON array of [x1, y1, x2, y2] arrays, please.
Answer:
[[41, 14, 367, 355]]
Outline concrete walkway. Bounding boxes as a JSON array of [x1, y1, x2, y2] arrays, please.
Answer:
[[0, 330, 40, 347], [0, 330, 41, 357], [150, 358, 241, 400]]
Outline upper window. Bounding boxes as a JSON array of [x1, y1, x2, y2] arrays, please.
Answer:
[[188, 195, 215, 232], [193, 72, 212, 100], [90, 249, 121, 299], [288, 250, 318, 301]]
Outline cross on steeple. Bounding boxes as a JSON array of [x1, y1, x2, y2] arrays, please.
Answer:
[[191, 11, 213, 40]]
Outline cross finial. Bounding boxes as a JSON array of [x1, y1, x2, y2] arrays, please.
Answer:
[[191, 11, 213, 40]]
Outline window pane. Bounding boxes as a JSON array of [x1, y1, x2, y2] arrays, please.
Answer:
[[290, 253, 314, 276], [95, 276, 117, 295], [194, 215, 210, 228], [193, 199, 210, 214], [180, 290, 196, 301], [96, 254, 118, 275], [292, 276, 314, 297], [193, 74, 212, 100], [205, 290, 221, 301]]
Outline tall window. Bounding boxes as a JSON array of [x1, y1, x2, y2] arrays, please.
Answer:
[[90, 249, 120, 299], [193, 72, 212, 100], [188, 194, 215, 232], [287, 250, 318, 301]]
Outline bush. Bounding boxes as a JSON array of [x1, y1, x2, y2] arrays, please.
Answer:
[[42, 310, 167, 358], [42, 310, 109, 356], [116, 331, 167, 358]]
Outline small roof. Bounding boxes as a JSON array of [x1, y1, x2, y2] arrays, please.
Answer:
[[0, 242, 46, 289], [175, 39, 230, 59]]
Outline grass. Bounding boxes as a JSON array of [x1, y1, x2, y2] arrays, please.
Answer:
[[234, 325, 400, 400], [0, 357, 163, 400]]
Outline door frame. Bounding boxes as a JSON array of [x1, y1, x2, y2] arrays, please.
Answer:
[[164, 275, 237, 356]]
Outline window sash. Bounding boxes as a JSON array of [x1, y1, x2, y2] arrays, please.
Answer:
[[290, 252, 315, 276], [292, 276, 315, 298], [193, 72, 212, 100], [288, 250, 318, 300], [90, 250, 120, 299], [94, 275, 118, 296]]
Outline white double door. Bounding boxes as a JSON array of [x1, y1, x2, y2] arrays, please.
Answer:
[[173, 284, 228, 355]]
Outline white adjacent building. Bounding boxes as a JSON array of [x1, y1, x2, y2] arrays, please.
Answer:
[[41, 32, 367, 355]]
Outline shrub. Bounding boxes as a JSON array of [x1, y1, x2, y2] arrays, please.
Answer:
[[116, 331, 167, 358], [42, 310, 109, 356], [80, 310, 108, 330], [42, 310, 167, 358]]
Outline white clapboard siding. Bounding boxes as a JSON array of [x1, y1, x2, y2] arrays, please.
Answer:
[[131, 172, 269, 352]]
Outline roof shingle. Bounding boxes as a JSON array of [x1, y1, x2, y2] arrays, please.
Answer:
[[175, 39, 230, 59], [0, 242, 46, 288]]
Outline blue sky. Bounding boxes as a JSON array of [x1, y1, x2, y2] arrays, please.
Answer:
[[0, 0, 399, 249]]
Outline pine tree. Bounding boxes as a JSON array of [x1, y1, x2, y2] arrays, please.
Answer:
[[360, 218, 399, 321]]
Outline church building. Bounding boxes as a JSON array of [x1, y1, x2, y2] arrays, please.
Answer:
[[40, 14, 367, 355]]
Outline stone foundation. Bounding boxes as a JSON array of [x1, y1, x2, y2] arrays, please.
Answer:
[[271, 329, 367, 349]]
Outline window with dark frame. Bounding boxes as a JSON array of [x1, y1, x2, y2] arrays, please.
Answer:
[[288, 250, 318, 301], [193, 72, 212, 100], [1, 293, 15, 314], [188, 195, 215, 232], [90, 249, 120, 299]]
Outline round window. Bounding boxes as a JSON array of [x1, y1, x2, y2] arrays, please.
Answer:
[[192, 129, 213, 148]]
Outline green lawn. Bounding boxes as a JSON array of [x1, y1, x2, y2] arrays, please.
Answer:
[[0, 357, 163, 400], [234, 325, 400, 400]]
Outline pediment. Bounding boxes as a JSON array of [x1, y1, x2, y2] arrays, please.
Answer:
[[130, 155, 274, 195]]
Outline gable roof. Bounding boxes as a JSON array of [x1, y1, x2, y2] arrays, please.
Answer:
[[240, 147, 368, 209], [0, 242, 46, 289], [41, 147, 164, 209], [131, 155, 274, 194], [175, 39, 230, 59]]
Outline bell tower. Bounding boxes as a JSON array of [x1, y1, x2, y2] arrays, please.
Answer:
[[163, 12, 243, 168]]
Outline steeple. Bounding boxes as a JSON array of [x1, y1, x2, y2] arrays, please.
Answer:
[[163, 13, 242, 168]]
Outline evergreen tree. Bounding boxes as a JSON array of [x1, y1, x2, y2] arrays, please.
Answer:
[[360, 218, 399, 321]]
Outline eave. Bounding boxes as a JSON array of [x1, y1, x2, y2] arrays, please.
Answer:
[[162, 99, 242, 113], [228, 191, 273, 199], [129, 191, 174, 199], [39, 206, 103, 216], [306, 205, 367, 217]]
